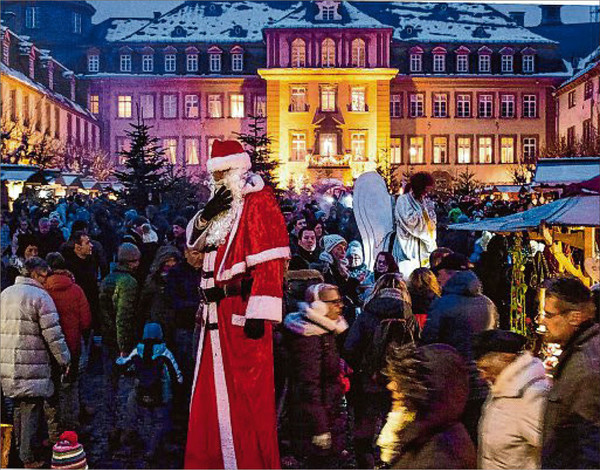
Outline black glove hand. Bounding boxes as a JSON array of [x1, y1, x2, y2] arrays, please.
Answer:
[[244, 319, 265, 340], [202, 186, 233, 222]]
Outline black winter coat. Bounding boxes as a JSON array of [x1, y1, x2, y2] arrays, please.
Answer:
[[542, 321, 600, 469]]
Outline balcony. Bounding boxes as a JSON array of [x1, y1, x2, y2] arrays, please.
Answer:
[[288, 103, 310, 113], [347, 103, 369, 112], [307, 153, 351, 168]]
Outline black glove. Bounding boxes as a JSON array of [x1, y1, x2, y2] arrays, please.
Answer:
[[244, 319, 265, 340], [202, 186, 233, 222]]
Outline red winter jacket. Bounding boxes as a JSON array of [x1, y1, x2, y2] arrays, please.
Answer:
[[46, 271, 92, 357]]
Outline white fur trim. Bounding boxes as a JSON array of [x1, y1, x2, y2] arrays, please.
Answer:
[[245, 295, 283, 322], [207, 152, 251, 173], [246, 246, 291, 267]]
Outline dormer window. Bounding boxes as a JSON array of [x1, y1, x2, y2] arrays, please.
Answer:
[[25, 6, 40, 29], [73, 12, 82, 34], [316, 1, 341, 21], [291, 38, 306, 67], [455, 46, 470, 73], [432, 47, 447, 73], [409, 46, 424, 73], [351, 38, 366, 67], [231, 46, 244, 72], [521, 48, 536, 73], [322, 5, 336, 20], [186, 47, 199, 72], [165, 54, 176, 72], [120, 53, 132, 72], [321, 38, 336, 67], [88, 54, 99, 72], [478, 47, 492, 73], [208, 46, 222, 73], [142, 54, 154, 72], [172, 26, 186, 38], [3, 33, 10, 65], [500, 47, 514, 73]]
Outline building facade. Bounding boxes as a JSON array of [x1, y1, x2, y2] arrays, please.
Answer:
[[2, 1, 576, 186], [1, 26, 100, 158]]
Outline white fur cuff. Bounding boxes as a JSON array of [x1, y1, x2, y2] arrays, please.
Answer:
[[245, 295, 282, 323]]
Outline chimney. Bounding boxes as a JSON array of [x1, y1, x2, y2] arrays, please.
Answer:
[[509, 11, 525, 27], [153, 11, 161, 21], [540, 5, 562, 26]]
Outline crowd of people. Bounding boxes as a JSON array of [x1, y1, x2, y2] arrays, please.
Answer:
[[0, 164, 598, 469]]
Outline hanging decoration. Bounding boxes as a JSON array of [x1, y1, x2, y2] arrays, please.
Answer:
[[509, 234, 528, 336]]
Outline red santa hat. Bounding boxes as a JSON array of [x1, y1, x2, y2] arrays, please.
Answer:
[[207, 140, 252, 173]]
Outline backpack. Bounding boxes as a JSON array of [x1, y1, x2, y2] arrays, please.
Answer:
[[362, 317, 416, 384], [133, 342, 166, 407]]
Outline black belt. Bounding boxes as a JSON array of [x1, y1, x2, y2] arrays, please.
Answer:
[[199, 278, 254, 304]]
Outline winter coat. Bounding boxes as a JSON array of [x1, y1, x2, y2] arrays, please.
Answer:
[[479, 352, 550, 469], [409, 288, 439, 331], [388, 344, 477, 469], [61, 245, 100, 323], [421, 270, 497, 401], [0, 277, 71, 398], [284, 302, 348, 451], [45, 270, 92, 357], [166, 260, 202, 330], [35, 229, 65, 259], [99, 264, 139, 354], [542, 321, 600, 469], [289, 246, 319, 271]]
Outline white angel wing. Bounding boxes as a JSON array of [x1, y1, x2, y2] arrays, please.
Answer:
[[354, 172, 394, 270]]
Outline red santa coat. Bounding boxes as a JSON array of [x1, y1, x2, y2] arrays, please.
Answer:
[[184, 177, 289, 469]]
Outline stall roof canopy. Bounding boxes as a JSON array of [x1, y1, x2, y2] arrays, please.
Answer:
[[534, 157, 600, 186], [449, 195, 600, 232]]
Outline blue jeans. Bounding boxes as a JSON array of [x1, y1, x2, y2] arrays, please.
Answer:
[[126, 388, 172, 456]]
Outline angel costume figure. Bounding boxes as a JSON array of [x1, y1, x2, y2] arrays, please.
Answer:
[[394, 172, 437, 277], [184, 140, 290, 469]]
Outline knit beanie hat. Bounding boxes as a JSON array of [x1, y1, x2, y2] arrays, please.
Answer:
[[321, 234, 346, 254], [346, 240, 363, 258], [118, 242, 141, 263], [51, 431, 88, 469]]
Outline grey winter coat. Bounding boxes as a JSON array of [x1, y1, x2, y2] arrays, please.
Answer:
[[542, 320, 600, 469], [0, 276, 71, 398], [479, 352, 550, 469]]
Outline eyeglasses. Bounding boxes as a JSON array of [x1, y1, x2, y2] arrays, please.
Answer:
[[322, 298, 344, 305], [537, 308, 570, 321]]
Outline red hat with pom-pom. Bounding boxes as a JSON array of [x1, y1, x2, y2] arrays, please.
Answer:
[[207, 140, 251, 173], [51, 431, 88, 469]]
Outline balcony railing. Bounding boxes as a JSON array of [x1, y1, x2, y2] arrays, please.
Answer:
[[347, 103, 369, 112], [289, 103, 310, 112], [308, 153, 351, 168]]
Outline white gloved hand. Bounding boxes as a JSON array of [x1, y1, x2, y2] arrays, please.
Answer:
[[311, 432, 332, 450]]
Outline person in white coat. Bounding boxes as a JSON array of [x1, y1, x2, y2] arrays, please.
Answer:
[[474, 330, 550, 470]]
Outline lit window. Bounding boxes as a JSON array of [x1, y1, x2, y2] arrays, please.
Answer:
[[185, 138, 200, 165], [163, 94, 178, 118], [117, 95, 132, 118], [120, 54, 131, 72], [142, 54, 154, 73], [291, 132, 307, 161], [478, 54, 491, 73], [433, 54, 445, 73], [410, 54, 422, 73], [351, 132, 366, 160], [523, 137, 537, 161], [321, 38, 336, 67], [409, 93, 424, 118], [522, 55, 535, 73], [501, 54, 513, 73], [478, 137, 493, 163], [25, 7, 40, 29], [89, 95, 99, 114], [456, 94, 471, 118], [290, 86, 308, 112], [457, 137, 471, 163], [254, 95, 266, 117], [187, 54, 198, 72], [390, 94, 402, 118], [291, 39, 306, 67], [73, 12, 82, 34], [500, 137, 515, 163], [351, 39, 366, 67], [165, 54, 176, 72], [88, 54, 99, 72], [523, 94, 537, 118], [162, 139, 178, 164], [22, 94, 30, 126], [433, 136, 448, 164], [232, 53, 243, 72], [140, 94, 154, 119], [456, 54, 469, 73], [479, 95, 493, 118], [390, 137, 402, 164], [185, 94, 199, 118], [209, 53, 221, 72], [433, 93, 447, 118], [320, 133, 337, 156], [350, 87, 366, 112], [409, 137, 424, 164], [501, 95, 515, 118], [208, 95, 222, 118], [230, 94, 244, 118], [321, 86, 336, 112]]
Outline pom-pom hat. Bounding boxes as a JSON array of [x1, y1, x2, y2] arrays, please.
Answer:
[[51, 431, 88, 469], [207, 140, 251, 173]]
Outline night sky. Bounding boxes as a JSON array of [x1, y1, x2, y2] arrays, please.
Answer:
[[87, 0, 597, 26]]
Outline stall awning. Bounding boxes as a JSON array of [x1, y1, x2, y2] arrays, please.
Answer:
[[54, 174, 83, 188], [0, 165, 39, 182], [449, 195, 600, 232], [534, 158, 600, 186]]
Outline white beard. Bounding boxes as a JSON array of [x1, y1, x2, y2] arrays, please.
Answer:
[[204, 170, 246, 247]]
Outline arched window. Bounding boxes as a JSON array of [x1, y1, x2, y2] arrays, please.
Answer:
[[291, 38, 306, 67], [321, 38, 335, 67], [351, 38, 365, 67]]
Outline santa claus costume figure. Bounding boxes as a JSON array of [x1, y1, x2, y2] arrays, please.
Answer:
[[184, 140, 290, 469]]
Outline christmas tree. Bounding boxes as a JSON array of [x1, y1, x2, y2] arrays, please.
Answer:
[[454, 166, 480, 196], [114, 115, 168, 210]]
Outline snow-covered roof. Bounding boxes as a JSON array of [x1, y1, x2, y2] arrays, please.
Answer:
[[270, 1, 387, 29], [0, 62, 96, 120], [534, 158, 600, 186], [356, 2, 557, 44], [100, 18, 153, 42], [120, 1, 297, 44], [559, 46, 600, 89]]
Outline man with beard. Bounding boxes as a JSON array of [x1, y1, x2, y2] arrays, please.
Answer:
[[289, 227, 319, 270], [184, 140, 290, 469]]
